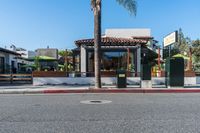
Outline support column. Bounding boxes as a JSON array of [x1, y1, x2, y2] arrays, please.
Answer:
[[127, 48, 130, 71], [80, 45, 87, 77], [137, 47, 141, 75], [158, 48, 161, 77], [189, 47, 192, 71]]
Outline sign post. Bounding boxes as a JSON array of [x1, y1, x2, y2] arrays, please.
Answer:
[[163, 31, 178, 88]]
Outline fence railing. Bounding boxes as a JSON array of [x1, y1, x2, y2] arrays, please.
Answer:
[[0, 74, 33, 84]]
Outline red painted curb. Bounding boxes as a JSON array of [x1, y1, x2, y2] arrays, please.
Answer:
[[43, 89, 200, 94]]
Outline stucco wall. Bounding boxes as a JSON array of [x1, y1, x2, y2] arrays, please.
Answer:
[[105, 29, 151, 38], [33, 77, 140, 86], [33, 77, 200, 86], [152, 77, 197, 85], [36, 49, 58, 59], [0, 53, 6, 57], [197, 77, 200, 84], [0, 52, 17, 66]]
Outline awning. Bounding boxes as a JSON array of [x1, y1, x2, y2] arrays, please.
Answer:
[[173, 54, 190, 60]]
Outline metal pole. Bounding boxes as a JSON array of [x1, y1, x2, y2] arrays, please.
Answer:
[[127, 48, 130, 71], [189, 47, 192, 71], [158, 47, 161, 77], [65, 49, 68, 73], [169, 45, 171, 58], [166, 45, 171, 88]]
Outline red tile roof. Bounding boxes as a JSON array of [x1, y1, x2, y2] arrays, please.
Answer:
[[75, 37, 149, 46]]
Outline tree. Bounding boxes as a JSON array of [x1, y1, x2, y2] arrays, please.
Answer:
[[90, 0, 137, 88], [173, 28, 191, 55], [58, 50, 72, 72], [192, 39, 200, 72], [34, 56, 40, 71], [58, 50, 72, 57]]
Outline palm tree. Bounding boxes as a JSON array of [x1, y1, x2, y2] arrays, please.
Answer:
[[58, 50, 72, 72], [91, 0, 137, 88]]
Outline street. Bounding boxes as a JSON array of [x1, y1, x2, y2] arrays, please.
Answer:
[[0, 93, 200, 133]]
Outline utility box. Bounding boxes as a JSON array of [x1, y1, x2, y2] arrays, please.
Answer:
[[116, 70, 127, 88], [165, 57, 184, 87]]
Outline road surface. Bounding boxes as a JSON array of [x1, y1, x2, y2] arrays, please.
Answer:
[[0, 93, 200, 133]]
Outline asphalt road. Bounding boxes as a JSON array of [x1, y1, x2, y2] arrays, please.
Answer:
[[0, 93, 200, 133]]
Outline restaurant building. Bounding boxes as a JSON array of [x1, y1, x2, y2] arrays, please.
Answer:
[[73, 29, 158, 77]]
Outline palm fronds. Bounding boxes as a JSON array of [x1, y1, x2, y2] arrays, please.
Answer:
[[116, 0, 137, 15]]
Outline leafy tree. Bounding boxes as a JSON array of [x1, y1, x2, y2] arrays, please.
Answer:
[[58, 50, 73, 72], [34, 56, 40, 71], [58, 50, 72, 57], [173, 28, 190, 55], [192, 39, 200, 72], [90, 0, 137, 88]]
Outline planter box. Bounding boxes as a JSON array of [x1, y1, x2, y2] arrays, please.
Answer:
[[185, 71, 196, 77], [33, 71, 66, 77]]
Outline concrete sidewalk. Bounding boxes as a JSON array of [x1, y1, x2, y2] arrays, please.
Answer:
[[1, 85, 200, 94]]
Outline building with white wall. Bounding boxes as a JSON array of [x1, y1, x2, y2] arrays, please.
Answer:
[[0, 47, 21, 73], [73, 28, 158, 77]]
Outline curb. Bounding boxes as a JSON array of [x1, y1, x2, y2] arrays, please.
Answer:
[[0, 89, 44, 94], [43, 89, 200, 94], [2, 89, 200, 94]]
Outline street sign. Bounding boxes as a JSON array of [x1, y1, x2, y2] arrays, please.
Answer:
[[164, 31, 178, 47]]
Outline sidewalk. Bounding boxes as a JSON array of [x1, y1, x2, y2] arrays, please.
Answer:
[[0, 85, 200, 94]]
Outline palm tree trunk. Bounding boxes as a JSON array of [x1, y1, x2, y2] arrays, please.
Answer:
[[94, 0, 102, 88]]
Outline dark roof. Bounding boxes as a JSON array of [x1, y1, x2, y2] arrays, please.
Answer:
[[14, 56, 30, 60], [71, 48, 80, 52], [132, 36, 153, 39], [0, 47, 21, 55], [75, 37, 149, 47]]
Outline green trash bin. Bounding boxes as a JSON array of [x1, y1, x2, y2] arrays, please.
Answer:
[[116, 70, 127, 88], [141, 63, 152, 80]]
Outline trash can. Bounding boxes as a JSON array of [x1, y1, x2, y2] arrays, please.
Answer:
[[141, 63, 152, 88], [116, 70, 127, 88], [141, 63, 151, 80]]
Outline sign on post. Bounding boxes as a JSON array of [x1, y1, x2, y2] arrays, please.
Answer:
[[164, 31, 178, 47]]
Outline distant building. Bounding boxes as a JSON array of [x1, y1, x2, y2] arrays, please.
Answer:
[[36, 48, 58, 59], [7, 44, 17, 52], [16, 48, 36, 59], [0, 47, 21, 73], [28, 51, 36, 58], [0, 45, 35, 73], [15, 47, 28, 58], [5, 45, 36, 59], [35, 48, 59, 71]]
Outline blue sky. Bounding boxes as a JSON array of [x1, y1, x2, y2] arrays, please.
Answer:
[[0, 0, 200, 50]]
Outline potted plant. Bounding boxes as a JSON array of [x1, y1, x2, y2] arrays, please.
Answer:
[[68, 64, 75, 77], [128, 64, 135, 77]]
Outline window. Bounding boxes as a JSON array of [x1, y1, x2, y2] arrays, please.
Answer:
[[102, 52, 127, 71], [86, 49, 135, 72], [87, 52, 94, 72], [0, 57, 5, 73]]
